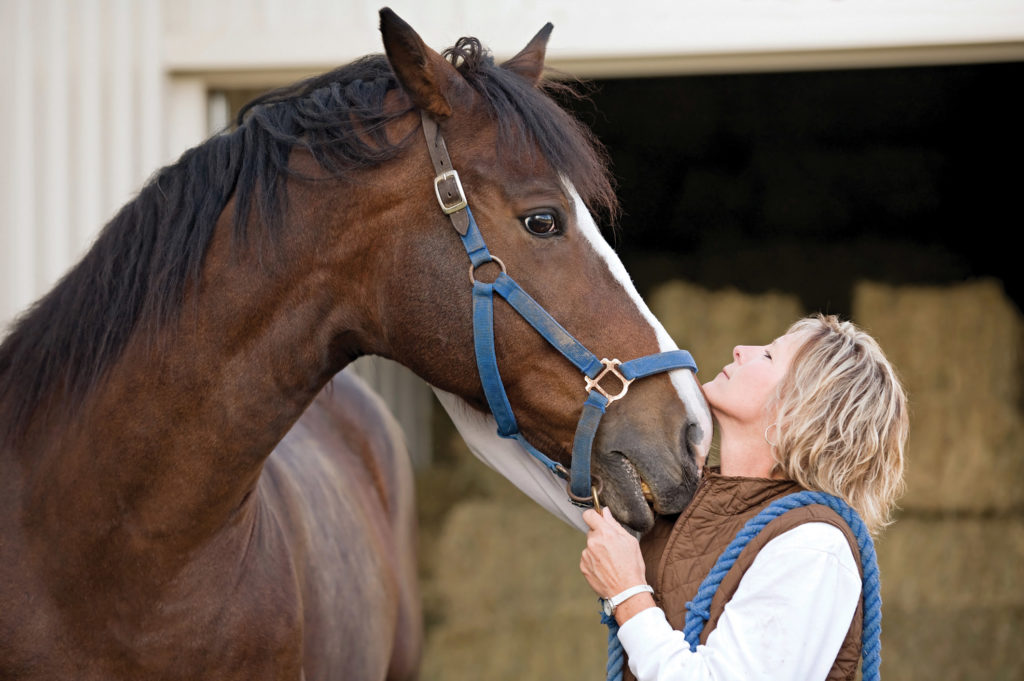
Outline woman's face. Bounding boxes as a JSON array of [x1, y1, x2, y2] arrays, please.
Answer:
[[702, 330, 810, 426]]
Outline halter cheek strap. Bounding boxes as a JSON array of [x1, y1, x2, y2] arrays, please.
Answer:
[[422, 112, 697, 507]]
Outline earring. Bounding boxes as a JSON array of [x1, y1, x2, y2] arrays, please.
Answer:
[[764, 423, 778, 448]]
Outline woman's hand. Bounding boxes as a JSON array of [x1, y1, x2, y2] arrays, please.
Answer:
[[580, 507, 651, 615]]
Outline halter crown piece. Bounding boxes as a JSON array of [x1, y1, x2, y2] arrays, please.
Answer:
[[421, 112, 698, 507]]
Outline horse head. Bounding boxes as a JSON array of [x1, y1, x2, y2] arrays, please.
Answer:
[[364, 10, 711, 533]]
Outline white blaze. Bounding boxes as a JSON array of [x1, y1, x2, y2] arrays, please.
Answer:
[[567, 187, 713, 465], [434, 184, 712, 532]]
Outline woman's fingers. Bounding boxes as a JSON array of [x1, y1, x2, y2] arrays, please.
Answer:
[[580, 508, 648, 597], [582, 507, 604, 530], [584, 506, 622, 532]]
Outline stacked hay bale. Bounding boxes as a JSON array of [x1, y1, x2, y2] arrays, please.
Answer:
[[416, 278, 1023, 681], [854, 280, 1024, 681], [415, 429, 606, 681], [646, 279, 805, 371]]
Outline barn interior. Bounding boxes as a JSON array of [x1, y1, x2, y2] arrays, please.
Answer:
[[564, 61, 1022, 313], [414, 59, 1024, 681]]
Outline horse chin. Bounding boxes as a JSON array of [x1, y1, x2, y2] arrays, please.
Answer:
[[598, 451, 700, 535], [613, 492, 656, 536], [597, 459, 656, 535]]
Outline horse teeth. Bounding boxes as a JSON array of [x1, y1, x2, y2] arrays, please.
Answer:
[[641, 481, 654, 502]]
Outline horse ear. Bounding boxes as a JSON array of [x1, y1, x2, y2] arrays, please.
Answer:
[[380, 8, 461, 118], [501, 23, 553, 86]]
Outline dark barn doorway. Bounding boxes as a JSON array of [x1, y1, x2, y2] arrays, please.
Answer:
[[561, 61, 1023, 315]]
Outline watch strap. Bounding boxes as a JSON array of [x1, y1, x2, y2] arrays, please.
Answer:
[[608, 584, 654, 612]]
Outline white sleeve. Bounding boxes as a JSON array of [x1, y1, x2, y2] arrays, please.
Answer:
[[616, 522, 861, 681]]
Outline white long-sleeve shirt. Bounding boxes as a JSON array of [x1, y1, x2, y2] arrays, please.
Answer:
[[617, 522, 862, 681]]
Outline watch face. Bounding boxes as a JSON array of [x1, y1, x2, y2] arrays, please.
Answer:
[[602, 598, 614, 617]]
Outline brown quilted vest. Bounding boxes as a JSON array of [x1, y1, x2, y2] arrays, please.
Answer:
[[625, 469, 863, 681]]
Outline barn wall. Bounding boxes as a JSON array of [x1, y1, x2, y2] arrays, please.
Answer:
[[0, 0, 164, 328], [4, 0, 1023, 328]]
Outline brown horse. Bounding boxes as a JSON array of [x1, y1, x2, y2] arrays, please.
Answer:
[[0, 9, 710, 680]]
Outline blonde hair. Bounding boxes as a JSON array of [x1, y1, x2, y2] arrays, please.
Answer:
[[770, 314, 908, 535]]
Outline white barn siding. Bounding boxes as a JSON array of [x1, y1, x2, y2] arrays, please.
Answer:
[[1, 0, 163, 328]]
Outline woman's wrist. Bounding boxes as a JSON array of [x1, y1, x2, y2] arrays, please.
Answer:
[[614, 591, 656, 626]]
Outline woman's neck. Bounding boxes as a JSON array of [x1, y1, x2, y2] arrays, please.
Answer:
[[717, 420, 778, 479]]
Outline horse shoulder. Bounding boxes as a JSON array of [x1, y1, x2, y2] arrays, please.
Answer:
[[310, 370, 416, 524], [260, 370, 421, 680]]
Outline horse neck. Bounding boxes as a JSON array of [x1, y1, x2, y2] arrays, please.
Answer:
[[17, 183, 380, 570]]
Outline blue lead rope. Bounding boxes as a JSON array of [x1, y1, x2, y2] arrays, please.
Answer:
[[603, 491, 882, 681], [601, 610, 625, 681], [602, 610, 625, 681]]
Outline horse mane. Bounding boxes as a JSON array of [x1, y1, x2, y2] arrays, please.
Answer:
[[0, 38, 617, 444]]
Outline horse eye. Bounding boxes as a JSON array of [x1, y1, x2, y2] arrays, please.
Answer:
[[521, 212, 560, 237]]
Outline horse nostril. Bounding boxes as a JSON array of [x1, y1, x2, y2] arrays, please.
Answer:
[[685, 419, 704, 448], [683, 419, 708, 471]]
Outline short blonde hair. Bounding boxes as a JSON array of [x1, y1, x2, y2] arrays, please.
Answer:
[[770, 314, 908, 535]]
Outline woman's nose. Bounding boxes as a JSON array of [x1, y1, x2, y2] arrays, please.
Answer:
[[733, 345, 754, 363]]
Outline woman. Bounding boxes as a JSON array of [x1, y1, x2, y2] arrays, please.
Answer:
[[580, 314, 907, 681]]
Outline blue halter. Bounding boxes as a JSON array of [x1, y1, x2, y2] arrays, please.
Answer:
[[422, 113, 697, 507]]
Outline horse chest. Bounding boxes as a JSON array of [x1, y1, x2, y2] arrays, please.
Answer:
[[1, 518, 306, 680]]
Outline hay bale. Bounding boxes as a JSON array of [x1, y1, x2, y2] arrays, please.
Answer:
[[876, 516, 1024, 610], [419, 480, 605, 681], [648, 280, 804, 379], [854, 280, 1024, 512], [881, 604, 1024, 681], [878, 515, 1024, 679]]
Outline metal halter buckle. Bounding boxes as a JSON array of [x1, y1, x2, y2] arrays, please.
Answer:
[[584, 358, 633, 404], [566, 477, 604, 511], [433, 169, 468, 214]]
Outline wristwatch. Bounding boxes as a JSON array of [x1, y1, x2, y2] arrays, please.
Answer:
[[601, 584, 654, 617]]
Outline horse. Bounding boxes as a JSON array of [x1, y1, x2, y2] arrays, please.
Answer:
[[0, 9, 710, 680]]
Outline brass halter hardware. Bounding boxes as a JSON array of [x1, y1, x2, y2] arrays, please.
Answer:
[[584, 358, 634, 404], [468, 255, 507, 286]]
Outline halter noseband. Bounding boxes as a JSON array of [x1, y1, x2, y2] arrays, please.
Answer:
[[421, 112, 697, 508]]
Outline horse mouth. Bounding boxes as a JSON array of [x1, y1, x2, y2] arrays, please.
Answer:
[[601, 453, 658, 532], [604, 447, 699, 533], [624, 458, 657, 511]]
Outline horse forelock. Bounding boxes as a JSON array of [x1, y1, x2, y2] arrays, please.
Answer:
[[444, 37, 619, 227]]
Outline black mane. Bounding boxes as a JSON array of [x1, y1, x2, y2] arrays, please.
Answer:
[[0, 37, 617, 443]]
